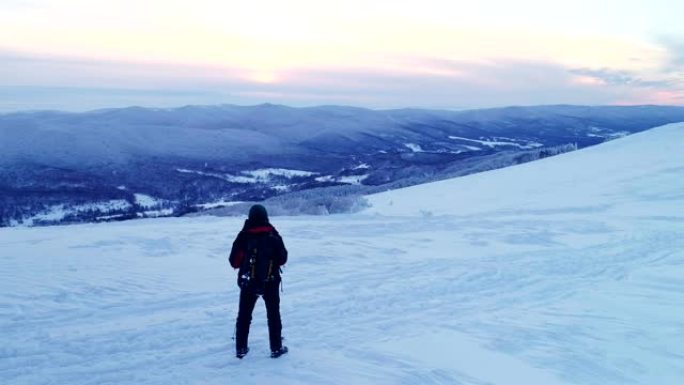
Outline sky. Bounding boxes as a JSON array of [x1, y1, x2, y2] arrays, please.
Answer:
[[1, 0, 683, 111]]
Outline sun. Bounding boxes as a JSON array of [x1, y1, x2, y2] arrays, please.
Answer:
[[247, 71, 280, 84]]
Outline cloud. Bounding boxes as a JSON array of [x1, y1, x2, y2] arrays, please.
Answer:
[[0, 50, 263, 111], [568, 68, 676, 88], [0, 50, 680, 112], [567, 37, 684, 105], [234, 59, 637, 109], [0, 50, 249, 89], [658, 37, 684, 70], [0, 0, 38, 9]]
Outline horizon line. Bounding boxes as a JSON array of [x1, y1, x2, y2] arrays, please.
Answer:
[[3, 100, 684, 116]]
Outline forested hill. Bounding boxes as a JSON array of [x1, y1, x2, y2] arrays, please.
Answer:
[[2, 104, 684, 226]]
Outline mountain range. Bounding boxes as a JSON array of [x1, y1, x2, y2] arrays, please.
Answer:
[[2, 103, 684, 226]]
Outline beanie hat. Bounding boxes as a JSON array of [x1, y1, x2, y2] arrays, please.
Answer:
[[248, 204, 268, 223]]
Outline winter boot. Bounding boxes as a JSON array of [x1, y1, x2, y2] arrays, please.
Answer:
[[236, 347, 249, 359], [270, 346, 288, 358]]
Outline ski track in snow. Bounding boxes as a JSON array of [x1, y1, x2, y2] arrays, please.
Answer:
[[2, 124, 684, 384]]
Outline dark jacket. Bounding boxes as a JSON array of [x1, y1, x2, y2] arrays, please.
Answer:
[[229, 219, 288, 274]]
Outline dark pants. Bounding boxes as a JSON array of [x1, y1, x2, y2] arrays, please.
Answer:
[[235, 284, 282, 351]]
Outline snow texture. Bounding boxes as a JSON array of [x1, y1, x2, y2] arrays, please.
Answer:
[[20, 200, 132, 226], [315, 174, 369, 185], [1, 123, 683, 384], [134, 194, 160, 209], [243, 168, 318, 179], [448, 135, 543, 149], [195, 200, 246, 210], [177, 168, 317, 184], [337, 174, 370, 185], [404, 143, 425, 152]]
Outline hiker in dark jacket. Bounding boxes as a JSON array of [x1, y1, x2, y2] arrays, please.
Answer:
[[229, 204, 288, 359]]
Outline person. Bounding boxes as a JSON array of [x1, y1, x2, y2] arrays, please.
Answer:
[[229, 204, 288, 359]]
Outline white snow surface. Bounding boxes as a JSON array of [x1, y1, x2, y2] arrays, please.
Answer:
[[134, 194, 160, 209], [314, 175, 335, 183], [2, 123, 684, 384], [315, 174, 369, 185], [195, 200, 246, 210], [337, 174, 369, 185], [404, 143, 425, 152], [20, 199, 132, 225], [244, 168, 317, 179], [448, 135, 543, 149], [177, 168, 317, 184]]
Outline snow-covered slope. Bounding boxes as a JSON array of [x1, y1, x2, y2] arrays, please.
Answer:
[[367, 122, 684, 217], [1, 124, 683, 384]]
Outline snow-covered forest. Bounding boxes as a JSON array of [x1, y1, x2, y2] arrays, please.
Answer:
[[3, 104, 684, 226]]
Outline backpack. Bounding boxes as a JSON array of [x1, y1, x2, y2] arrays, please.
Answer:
[[237, 232, 278, 295]]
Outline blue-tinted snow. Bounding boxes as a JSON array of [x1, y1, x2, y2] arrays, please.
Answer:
[[1, 124, 683, 384]]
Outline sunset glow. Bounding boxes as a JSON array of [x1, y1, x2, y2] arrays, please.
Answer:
[[1, 0, 682, 110]]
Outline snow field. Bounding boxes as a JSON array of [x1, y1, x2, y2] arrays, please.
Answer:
[[1, 123, 684, 384]]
